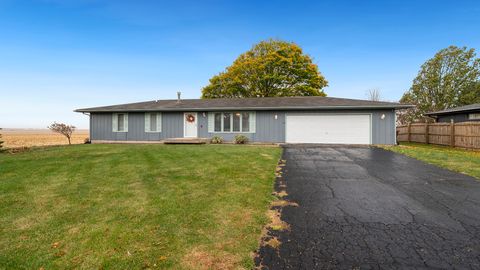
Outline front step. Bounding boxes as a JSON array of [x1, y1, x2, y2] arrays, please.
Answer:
[[163, 138, 208, 144]]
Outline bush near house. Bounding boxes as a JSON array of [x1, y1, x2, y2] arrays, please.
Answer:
[[210, 135, 224, 144], [234, 135, 249, 144]]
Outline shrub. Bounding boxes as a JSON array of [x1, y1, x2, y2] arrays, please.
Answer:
[[234, 135, 249, 144], [0, 128, 4, 152], [210, 136, 223, 144]]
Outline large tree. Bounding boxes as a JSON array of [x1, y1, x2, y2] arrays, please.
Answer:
[[458, 81, 480, 105], [400, 46, 480, 123], [201, 39, 328, 98]]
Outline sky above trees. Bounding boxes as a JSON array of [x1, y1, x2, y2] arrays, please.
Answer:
[[0, 0, 479, 128]]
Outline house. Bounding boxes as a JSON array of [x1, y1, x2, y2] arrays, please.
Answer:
[[425, 104, 480, 123], [75, 96, 412, 145]]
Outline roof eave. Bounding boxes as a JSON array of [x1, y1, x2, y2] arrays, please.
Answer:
[[75, 104, 414, 113], [425, 109, 480, 116]]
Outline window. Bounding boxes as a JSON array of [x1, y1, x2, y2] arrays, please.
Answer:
[[233, 113, 241, 132], [150, 114, 157, 131], [214, 113, 222, 132], [210, 112, 255, 133], [223, 113, 231, 132], [469, 113, 480, 120], [118, 114, 124, 131], [241, 112, 250, 132], [113, 113, 128, 132], [145, 113, 162, 132]]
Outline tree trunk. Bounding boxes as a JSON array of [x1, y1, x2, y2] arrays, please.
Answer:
[[67, 136, 71, 145]]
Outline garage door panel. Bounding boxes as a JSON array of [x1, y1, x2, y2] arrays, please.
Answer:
[[286, 114, 371, 144]]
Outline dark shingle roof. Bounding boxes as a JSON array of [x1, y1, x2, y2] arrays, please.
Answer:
[[75, 96, 413, 113], [425, 103, 480, 116]]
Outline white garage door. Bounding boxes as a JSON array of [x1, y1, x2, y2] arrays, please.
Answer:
[[286, 114, 371, 144]]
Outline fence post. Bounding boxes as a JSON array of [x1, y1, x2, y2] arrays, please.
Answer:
[[450, 119, 455, 147], [407, 123, 412, 142], [425, 123, 429, 144]]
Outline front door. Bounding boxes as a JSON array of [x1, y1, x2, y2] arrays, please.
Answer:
[[184, 112, 198, 138]]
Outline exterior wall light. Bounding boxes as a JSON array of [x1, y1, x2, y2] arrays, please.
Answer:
[[381, 114, 386, 120], [274, 114, 278, 120]]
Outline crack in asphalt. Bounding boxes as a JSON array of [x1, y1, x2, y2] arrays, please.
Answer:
[[256, 145, 480, 269]]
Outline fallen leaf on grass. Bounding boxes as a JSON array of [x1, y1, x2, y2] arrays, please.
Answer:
[[272, 190, 288, 198], [265, 237, 281, 249], [54, 250, 66, 257]]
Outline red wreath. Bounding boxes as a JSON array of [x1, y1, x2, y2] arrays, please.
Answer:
[[186, 114, 195, 123]]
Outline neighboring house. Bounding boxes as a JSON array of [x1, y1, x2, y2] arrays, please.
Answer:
[[425, 104, 480, 123], [75, 96, 412, 145]]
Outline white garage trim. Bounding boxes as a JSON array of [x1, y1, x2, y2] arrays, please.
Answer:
[[285, 113, 372, 144]]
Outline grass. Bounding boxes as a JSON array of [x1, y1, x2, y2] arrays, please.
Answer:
[[382, 142, 480, 179], [0, 144, 281, 269]]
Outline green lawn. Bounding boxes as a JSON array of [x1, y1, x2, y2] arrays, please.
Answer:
[[382, 142, 480, 179], [0, 144, 281, 269]]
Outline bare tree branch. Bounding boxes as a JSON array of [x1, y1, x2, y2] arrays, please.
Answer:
[[366, 89, 381, 101]]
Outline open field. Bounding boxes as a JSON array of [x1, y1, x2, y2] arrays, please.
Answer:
[[1, 129, 89, 148], [382, 142, 480, 179], [0, 144, 281, 269]]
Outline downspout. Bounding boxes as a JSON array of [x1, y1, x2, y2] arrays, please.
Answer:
[[81, 112, 92, 143]]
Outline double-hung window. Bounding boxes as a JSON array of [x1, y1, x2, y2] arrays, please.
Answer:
[[112, 113, 128, 132], [214, 113, 222, 132], [223, 113, 231, 132], [209, 112, 255, 133], [145, 113, 162, 132]]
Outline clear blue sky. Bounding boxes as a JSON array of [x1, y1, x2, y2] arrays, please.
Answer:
[[1, 0, 479, 129]]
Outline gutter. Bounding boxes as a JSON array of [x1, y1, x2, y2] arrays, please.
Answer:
[[425, 109, 480, 116]]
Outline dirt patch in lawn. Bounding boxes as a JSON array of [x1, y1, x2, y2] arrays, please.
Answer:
[[255, 158, 298, 265], [182, 247, 241, 270]]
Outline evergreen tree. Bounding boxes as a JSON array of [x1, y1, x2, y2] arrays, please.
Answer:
[[0, 128, 4, 152]]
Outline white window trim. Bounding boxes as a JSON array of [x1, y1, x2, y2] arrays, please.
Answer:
[[112, 113, 128, 132], [211, 112, 255, 133], [469, 113, 480, 120], [145, 112, 162, 133]]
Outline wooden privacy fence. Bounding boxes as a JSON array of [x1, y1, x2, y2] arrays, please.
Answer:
[[397, 122, 480, 149]]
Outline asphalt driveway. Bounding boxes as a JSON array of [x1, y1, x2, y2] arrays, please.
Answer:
[[256, 145, 480, 269]]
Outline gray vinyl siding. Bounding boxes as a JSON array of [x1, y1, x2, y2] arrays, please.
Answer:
[[199, 109, 395, 144], [90, 112, 183, 141], [90, 109, 396, 144], [371, 109, 396, 145], [198, 111, 285, 143]]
